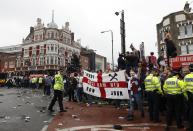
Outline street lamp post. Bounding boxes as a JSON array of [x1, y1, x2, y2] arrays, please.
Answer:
[[101, 30, 114, 71], [115, 10, 126, 55]]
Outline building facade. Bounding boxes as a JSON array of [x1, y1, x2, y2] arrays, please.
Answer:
[[157, 2, 193, 57], [0, 13, 108, 74], [80, 47, 107, 72], [0, 52, 17, 73], [14, 15, 81, 75], [95, 54, 107, 72]]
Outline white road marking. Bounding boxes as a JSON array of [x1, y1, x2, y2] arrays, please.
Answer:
[[41, 125, 48, 131], [41, 118, 52, 131], [57, 123, 167, 131]]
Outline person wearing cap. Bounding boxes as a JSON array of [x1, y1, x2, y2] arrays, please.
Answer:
[[48, 69, 66, 113], [163, 70, 184, 130], [144, 69, 162, 122], [184, 64, 193, 131]]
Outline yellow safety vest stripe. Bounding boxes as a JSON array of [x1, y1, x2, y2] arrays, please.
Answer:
[[184, 73, 193, 93], [164, 76, 183, 95]]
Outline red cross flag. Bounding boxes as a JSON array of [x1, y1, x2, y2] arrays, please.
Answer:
[[82, 70, 129, 99]]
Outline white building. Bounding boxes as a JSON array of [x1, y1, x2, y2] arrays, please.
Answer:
[[15, 12, 81, 74]]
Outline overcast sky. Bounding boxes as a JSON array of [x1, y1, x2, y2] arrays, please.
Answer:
[[0, 0, 189, 64]]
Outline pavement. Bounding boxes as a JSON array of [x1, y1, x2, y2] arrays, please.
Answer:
[[47, 101, 187, 131]]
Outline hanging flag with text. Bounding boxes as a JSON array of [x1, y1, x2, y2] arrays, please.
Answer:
[[82, 70, 129, 99]]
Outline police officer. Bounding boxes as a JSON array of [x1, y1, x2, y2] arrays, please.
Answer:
[[48, 69, 66, 112], [38, 77, 43, 89], [163, 70, 184, 130], [184, 64, 193, 131], [144, 69, 162, 122]]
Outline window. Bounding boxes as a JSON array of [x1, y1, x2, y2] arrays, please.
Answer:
[[47, 45, 50, 51], [32, 57, 36, 66], [16, 59, 21, 67], [48, 33, 51, 38], [60, 58, 63, 66], [179, 26, 185, 37], [35, 35, 38, 41], [55, 46, 57, 52], [51, 32, 54, 39], [47, 56, 49, 65], [67, 38, 70, 44], [39, 34, 42, 40], [58, 57, 60, 65], [64, 37, 67, 44], [188, 44, 193, 54], [8, 61, 14, 68], [186, 25, 192, 36], [55, 56, 57, 65], [40, 46, 44, 54], [40, 57, 44, 65], [24, 49, 29, 56], [51, 44, 54, 52], [181, 45, 187, 55], [4, 62, 8, 68], [32, 47, 36, 55], [50, 56, 54, 64], [36, 58, 39, 65]]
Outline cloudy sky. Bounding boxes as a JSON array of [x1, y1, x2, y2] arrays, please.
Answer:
[[0, 0, 189, 64]]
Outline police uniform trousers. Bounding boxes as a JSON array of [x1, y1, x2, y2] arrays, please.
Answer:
[[48, 90, 64, 111], [166, 94, 183, 128], [187, 92, 193, 131], [146, 91, 160, 122]]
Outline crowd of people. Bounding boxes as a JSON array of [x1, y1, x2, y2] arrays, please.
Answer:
[[117, 45, 193, 131], [3, 47, 193, 131]]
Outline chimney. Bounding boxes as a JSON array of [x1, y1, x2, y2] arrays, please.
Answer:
[[184, 1, 191, 13]]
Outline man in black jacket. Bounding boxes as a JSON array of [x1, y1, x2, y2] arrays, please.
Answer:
[[164, 31, 177, 58]]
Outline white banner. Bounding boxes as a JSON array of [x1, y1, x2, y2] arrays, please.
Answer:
[[82, 70, 129, 99]]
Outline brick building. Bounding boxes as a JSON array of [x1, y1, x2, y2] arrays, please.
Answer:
[[157, 2, 193, 57], [0, 52, 17, 73]]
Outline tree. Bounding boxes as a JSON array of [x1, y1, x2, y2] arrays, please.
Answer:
[[66, 54, 81, 73]]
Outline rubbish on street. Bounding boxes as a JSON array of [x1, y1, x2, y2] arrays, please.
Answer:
[[118, 116, 125, 120], [58, 123, 63, 126], [75, 118, 80, 121], [72, 115, 78, 118]]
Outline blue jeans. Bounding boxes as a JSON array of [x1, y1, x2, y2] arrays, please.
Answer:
[[75, 88, 83, 102], [128, 92, 144, 116]]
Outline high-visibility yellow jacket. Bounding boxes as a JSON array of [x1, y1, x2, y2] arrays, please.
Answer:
[[39, 77, 43, 84], [145, 74, 162, 94], [184, 73, 193, 93], [163, 76, 183, 95], [53, 73, 64, 91], [32, 77, 37, 84]]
